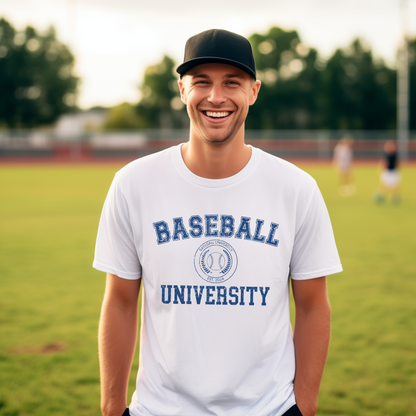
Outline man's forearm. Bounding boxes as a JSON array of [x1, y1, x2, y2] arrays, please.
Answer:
[[99, 296, 138, 416], [293, 303, 330, 416]]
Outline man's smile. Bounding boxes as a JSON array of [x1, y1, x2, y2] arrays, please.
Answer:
[[202, 111, 232, 118]]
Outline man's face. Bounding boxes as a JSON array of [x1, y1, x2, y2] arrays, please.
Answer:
[[178, 63, 260, 145]]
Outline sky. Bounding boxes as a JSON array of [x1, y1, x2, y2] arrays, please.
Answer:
[[1, 0, 416, 109]]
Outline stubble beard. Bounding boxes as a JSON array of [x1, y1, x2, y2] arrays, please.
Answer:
[[189, 106, 247, 146]]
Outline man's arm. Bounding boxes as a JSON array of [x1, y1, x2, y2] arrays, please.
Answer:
[[99, 273, 141, 416], [291, 276, 331, 416]]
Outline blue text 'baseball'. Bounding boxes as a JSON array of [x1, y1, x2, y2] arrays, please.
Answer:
[[153, 215, 279, 247]]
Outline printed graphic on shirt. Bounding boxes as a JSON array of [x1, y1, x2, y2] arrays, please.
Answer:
[[152, 214, 279, 247], [153, 214, 280, 307], [160, 285, 271, 306], [194, 239, 238, 283]]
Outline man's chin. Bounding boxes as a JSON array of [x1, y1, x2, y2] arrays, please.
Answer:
[[201, 126, 240, 144], [204, 134, 234, 145]]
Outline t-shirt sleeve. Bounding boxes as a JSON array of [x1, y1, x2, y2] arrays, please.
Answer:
[[290, 184, 343, 280], [93, 173, 142, 280]]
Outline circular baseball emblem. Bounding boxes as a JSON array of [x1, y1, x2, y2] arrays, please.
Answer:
[[194, 239, 238, 283]]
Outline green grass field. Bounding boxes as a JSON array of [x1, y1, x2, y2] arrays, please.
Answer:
[[0, 162, 415, 416]]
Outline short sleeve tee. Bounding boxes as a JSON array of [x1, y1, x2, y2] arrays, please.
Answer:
[[93, 144, 342, 416]]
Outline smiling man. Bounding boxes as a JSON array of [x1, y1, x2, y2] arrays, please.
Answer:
[[94, 29, 342, 416], [178, 63, 259, 179]]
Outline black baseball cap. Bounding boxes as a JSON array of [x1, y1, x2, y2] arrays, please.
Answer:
[[176, 29, 256, 79]]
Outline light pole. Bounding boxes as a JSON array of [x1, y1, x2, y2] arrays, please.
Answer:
[[397, 0, 409, 160]]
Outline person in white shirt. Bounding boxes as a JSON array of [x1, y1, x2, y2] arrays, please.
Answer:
[[332, 135, 355, 196], [94, 29, 342, 416]]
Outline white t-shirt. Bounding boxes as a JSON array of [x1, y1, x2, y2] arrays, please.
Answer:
[[93, 144, 342, 416]]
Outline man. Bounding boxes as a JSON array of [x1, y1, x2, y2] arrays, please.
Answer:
[[94, 29, 342, 416]]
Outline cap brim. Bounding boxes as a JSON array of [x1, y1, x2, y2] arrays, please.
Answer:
[[176, 57, 256, 79]]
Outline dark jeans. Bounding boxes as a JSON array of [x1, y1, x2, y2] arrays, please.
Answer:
[[122, 408, 130, 416], [283, 404, 303, 415]]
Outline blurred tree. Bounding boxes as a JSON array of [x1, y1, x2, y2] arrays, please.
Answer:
[[247, 27, 325, 129], [320, 39, 396, 129], [247, 28, 397, 130], [0, 18, 79, 128], [136, 55, 187, 129], [104, 102, 142, 130], [129, 27, 407, 132], [409, 38, 416, 130]]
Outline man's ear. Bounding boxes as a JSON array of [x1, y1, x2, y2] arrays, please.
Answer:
[[249, 80, 261, 106], [178, 78, 187, 104]]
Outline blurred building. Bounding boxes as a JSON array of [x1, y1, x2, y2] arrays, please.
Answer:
[[55, 108, 107, 139]]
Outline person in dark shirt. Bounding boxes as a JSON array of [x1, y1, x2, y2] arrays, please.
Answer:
[[374, 140, 401, 204]]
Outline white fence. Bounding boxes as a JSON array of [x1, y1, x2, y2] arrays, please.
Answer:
[[1, 130, 415, 162]]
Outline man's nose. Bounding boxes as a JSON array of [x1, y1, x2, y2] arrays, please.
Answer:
[[207, 84, 226, 105]]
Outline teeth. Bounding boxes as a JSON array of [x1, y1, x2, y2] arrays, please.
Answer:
[[205, 111, 230, 118]]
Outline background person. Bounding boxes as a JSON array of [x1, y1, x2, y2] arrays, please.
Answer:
[[374, 140, 401, 204], [94, 29, 342, 416], [332, 135, 355, 196]]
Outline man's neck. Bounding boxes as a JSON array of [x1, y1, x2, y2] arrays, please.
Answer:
[[181, 131, 252, 180]]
